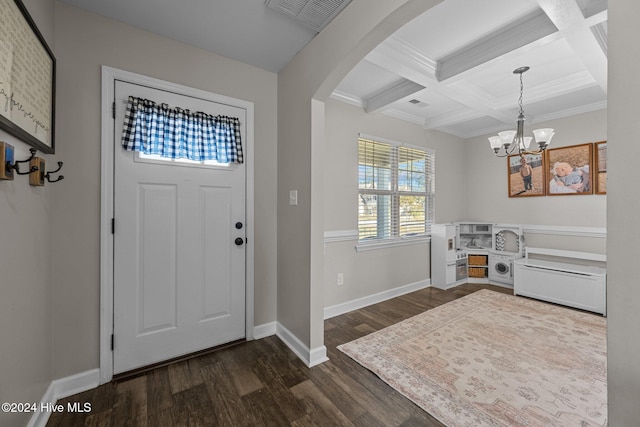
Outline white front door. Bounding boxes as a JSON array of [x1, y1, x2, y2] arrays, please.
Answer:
[[112, 80, 246, 374]]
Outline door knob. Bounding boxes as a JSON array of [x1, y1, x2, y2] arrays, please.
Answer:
[[234, 237, 244, 246]]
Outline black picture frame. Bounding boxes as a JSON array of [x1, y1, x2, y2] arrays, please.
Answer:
[[0, 0, 56, 153]]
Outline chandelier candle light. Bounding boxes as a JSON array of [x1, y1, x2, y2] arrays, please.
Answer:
[[488, 66, 554, 157]]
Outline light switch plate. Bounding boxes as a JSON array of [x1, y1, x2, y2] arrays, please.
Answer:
[[289, 190, 298, 206]]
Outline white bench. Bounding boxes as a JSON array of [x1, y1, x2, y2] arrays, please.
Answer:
[[514, 247, 606, 315]]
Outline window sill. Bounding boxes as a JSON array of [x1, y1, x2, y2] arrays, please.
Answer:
[[355, 235, 430, 252]]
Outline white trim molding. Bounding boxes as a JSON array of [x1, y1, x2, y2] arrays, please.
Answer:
[[485, 223, 606, 238], [253, 322, 277, 340], [275, 323, 329, 368], [355, 236, 430, 252], [28, 369, 100, 427], [525, 246, 607, 262], [323, 229, 432, 249], [324, 229, 358, 243], [522, 224, 606, 238], [324, 279, 431, 319]]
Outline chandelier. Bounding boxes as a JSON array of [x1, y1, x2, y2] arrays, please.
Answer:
[[488, 66, 554, 157]]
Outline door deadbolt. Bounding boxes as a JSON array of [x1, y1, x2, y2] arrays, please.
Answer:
[[235, 222, 243, 230]]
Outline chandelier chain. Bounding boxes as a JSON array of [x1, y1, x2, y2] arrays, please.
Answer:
[[488, 66, 554, 158], [518, 72, 525, 116]]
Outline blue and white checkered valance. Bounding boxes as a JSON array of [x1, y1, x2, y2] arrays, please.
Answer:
[[121, 96, 243, 164]]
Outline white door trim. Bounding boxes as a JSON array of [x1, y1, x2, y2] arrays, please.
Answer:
[[99, 66, 255, 384]]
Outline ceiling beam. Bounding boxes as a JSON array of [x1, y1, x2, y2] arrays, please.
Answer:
[[437, 9, 558, 82], [364, 79, 426, 114], [536, 0, 607, 93]]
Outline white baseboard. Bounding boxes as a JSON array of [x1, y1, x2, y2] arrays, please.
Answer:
[[28, 369, 100, 427], [276, 322, 329, 368], [254, 321, 328, 367], [324, 279, 431, 319], [308, 345, 329, 367], [253, 321, 277, 339]]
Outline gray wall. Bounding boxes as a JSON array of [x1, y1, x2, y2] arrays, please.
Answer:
[[2, 0, 638, 424], [607, 0, 640, 422], [278, 0, 443, 357], [322, 95, 607, 312], [323, 98, 465, 308], [463, 109, 607, 228], [51, 2, 279, 378], [0, 0, 55, 425]]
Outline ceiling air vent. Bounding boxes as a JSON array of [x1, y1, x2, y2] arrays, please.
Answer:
[[265, 0, 352, 32]]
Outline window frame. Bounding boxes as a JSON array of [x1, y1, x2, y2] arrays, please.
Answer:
[[356, 134, 435, 251]]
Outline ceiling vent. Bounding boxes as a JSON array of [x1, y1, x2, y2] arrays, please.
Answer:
[[265, 0, 352, 32]]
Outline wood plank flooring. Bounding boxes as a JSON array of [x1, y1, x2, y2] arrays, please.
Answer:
[[47, 284, 512, 427]]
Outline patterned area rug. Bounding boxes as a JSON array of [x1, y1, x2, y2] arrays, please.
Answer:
[[338, 289, 607, 426]]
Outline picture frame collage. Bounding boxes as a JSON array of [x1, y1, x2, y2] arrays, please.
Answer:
[[507, 141, 607, 197]]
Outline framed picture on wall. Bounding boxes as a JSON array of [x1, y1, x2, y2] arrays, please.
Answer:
[[545, 143, 593, 195], [0, 0, 56, 153], [594, 141, 607, 194], [507, 152, 546, 197]]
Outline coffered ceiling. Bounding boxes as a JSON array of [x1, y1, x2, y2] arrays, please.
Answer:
[[333, 0, 608, 138], [59, 0, 608, 139]]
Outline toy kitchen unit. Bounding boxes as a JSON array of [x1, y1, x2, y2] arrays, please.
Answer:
[[430, 224, 468, 289], [431, 223, 524, 289]]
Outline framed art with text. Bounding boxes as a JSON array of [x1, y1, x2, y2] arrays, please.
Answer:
[[0, 0, 56, 153]]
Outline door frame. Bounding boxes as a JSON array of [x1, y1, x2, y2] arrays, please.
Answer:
[[99, 66, 255, 384]]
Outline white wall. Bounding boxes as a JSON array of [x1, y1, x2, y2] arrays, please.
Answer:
[[323, 98, 465, 308], [0, 0, 55, 425], [51, 1, 278, 378]]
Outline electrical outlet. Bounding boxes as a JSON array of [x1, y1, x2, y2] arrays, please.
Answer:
[[337, 273, 344, 286]]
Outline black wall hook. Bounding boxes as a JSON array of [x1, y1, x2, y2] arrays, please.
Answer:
[[45, 161, 64, 183], [12, 148, 39, 175]]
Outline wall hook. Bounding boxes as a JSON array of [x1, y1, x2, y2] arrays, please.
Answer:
[[45, 161, 64, 183], [12, 148, 39, 175]]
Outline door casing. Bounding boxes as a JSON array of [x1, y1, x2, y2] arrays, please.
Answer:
[[99, 66, 255, 383]]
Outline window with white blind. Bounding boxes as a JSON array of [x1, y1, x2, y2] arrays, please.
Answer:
[[357, 135, 434, 246]]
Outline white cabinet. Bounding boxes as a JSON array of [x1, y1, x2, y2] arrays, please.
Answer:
[[514, 248, 606, 315]]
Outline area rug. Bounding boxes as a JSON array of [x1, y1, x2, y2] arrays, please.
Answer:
[[338, 289, 607, 426]]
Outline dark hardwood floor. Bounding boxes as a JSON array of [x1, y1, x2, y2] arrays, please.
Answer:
[[47, 284, 512, 426]]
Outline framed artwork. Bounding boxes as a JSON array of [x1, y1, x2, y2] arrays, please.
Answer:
[[507, 152, 545, 197], [545, 143, 593, 195], [594, 141, 607, 194], [0, 0, 56, 153]]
